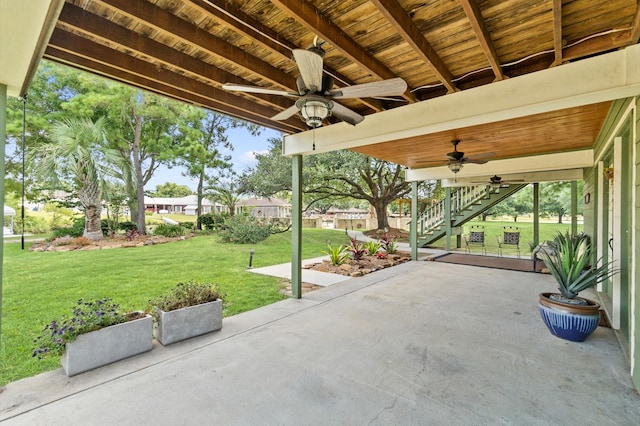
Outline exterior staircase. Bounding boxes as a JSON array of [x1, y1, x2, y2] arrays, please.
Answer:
[[416, 184, 528, 247]]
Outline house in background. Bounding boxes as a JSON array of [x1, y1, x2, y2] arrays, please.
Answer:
[[236, 197, 291, 218], [325, 206, 370, 219], [144, 195, 226, 215]]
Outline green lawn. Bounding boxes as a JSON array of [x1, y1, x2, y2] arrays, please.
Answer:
[[0, 228, 348, 386], [428, 219, 582, 256]]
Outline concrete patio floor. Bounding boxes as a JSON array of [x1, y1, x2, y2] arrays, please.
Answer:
[[1, 261, 639, 425]]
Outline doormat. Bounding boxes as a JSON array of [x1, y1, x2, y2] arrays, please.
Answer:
[[431, 253, 542, 273]]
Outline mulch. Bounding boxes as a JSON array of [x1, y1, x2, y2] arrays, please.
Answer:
[[431, 253, 545, 273]]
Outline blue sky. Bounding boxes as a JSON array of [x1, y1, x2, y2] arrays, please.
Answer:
[[146, 126, 283, 191]]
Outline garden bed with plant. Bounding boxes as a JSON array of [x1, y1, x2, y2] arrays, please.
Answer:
[[303, 252, 411, 276], [28, 234, 189, 252], [303, 230, 410, 277]]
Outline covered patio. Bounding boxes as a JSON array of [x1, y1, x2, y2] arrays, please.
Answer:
[[1, 261, 639, 424], [2, 0, 640, 404]]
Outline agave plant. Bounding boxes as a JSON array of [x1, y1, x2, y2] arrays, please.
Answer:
[[322, 244, 349, 266], [539, 232, 617, 299]]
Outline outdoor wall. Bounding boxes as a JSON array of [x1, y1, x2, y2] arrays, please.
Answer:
[[590, 96, 639, 391]]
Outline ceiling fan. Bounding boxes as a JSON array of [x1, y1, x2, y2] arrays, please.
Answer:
[[472, 174, 525, 188], [222, 38, 407, 128], [444, 139, 495, 174]]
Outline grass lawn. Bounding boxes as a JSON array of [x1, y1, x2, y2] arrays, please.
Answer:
[[0, 228, 348, 386], [428, 219, 582, 256]]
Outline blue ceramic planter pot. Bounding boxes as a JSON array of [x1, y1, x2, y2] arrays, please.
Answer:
[[538, 292, 601, 342]]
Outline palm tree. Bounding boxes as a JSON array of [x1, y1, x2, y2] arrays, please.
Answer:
[[37, 117, 122, 240], [205, 179, 243, 217]]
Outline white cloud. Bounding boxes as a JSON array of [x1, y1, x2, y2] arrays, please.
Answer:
[[239, 149, 268, 166]]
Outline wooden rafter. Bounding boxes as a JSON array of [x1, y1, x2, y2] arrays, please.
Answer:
[[563, 30, 634, 62], [56, 3, 295, 114], [270, 0, 418, 103], [46, 32, 305, 132], [459, 0, 504, 81], [630, 2, 640, 44], [187, 0, 385, 112], [94, 0, 296, 91], [551, 0, 563, 66], [371, 0, 457, 91]]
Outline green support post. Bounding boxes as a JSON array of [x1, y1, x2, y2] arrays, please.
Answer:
[[533, 183, 539, 246], [0, 84, 6, 347], [444, 187, 452, 251], [571, 181, 578, 235], [410, 181, 418, 260], [291, 154, 303, 299]]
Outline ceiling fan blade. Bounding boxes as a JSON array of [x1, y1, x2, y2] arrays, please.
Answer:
[[292, 49, 324, 93], [331, 102, 365, 126], [466, 152, 496, 160], [222, 83, 297, 97], [464, 158, 489, 164], [329, 78, 407, 99], [271, 105, 300, 121]]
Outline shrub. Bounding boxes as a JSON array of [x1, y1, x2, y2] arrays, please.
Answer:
[[322, 244, 349, 266], [363, 240, 382, 256], [52, 216, 85, 238], [218, 214, 272, 244], [182, 222, 194, 230], [118, 221, 137, 232], [32, 298, 128, 358], [379, 232, 398, 254], [21, 215, 51, 234], [198, 212, 229, 230], [153, 223, 185, 237], [346, 237, 367, 260], [147, 280, 221, 321]]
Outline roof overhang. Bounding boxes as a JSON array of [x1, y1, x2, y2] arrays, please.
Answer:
[[282, 44, 640, 173], [0, 0, 64, 98]]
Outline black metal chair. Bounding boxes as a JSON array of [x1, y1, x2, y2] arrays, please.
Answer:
[[497, 226, 521, 258], [463, 225, 487, 255]]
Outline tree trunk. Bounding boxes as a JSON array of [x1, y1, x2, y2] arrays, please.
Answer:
[[373, 201, 389, 229], [79, 181, 103, 240], [83, 205, 103, 240], [132, 115, 146, 234], [196, 174, 204, 230]]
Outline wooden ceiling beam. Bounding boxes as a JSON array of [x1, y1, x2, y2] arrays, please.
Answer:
[[46, 47, 299, 133], [629, 2, 640, 44], [57, 3, 294, 113], [551, 0, 563, 66], [371, 0, 456, 91], [187, 0, 385, 112], [562, 29, 634, 62], [93, 0, 296, 91], [46, 31, 305, 132], [270, 0, 418, 103], [459, 0, 504, 81]]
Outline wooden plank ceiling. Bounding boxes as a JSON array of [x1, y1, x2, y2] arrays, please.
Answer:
[[44, 0, 639, 167]]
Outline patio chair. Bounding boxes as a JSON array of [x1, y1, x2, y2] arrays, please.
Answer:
[[463, 225, 487, 255], [497, 226, 521, 258]]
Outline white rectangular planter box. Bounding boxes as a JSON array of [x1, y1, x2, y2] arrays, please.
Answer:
[[153, 299, 223, 345], [61, 314, 152, 376]]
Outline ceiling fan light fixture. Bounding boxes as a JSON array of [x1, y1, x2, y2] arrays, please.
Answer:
[[297, 98, 332, 128], [448, 161, 463, 173]]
